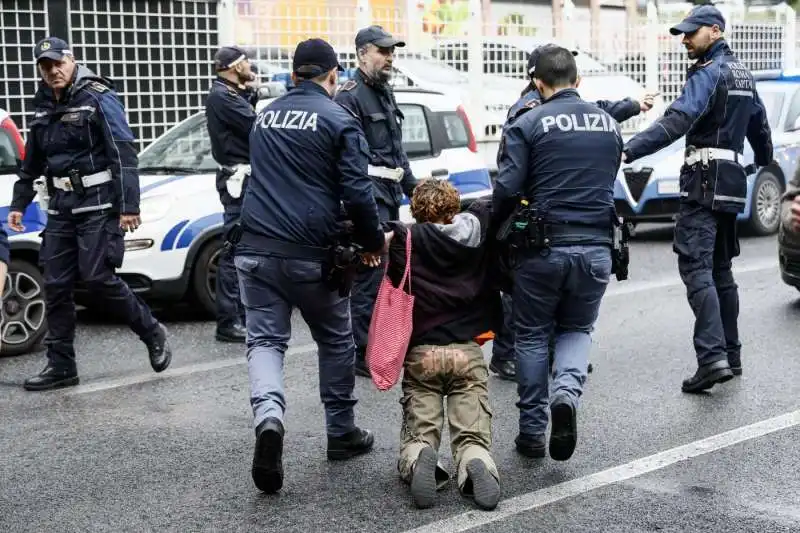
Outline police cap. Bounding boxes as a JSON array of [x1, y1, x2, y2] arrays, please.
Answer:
[[527, 43, 578, 77], [292, 38, 344, 78], [214, 45, 249, 71], [669, 5, 726, 36], [355, 25, 406, 49], [34, 37, 72, 63]]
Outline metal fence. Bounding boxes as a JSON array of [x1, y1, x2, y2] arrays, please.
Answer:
[[0, 0, 219, 150], [0, 0, 50, 136]]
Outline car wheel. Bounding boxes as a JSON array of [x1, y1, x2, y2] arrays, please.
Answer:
[[747, 171, 782, 236], [191, 239, 222, 318], [1, 259, 47, 357]]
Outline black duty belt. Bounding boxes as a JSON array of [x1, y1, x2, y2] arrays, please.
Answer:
[[547, 224, 612, 242], [238, 231, 330, 261]]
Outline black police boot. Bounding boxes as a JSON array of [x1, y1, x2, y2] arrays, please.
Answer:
[[549, 395, 578, 461], [489, 358, 516, 381], [410, 446, 438, 509], [252, 417, 285, 494], [727, 352, 742, 376], [327, 427, 374, 461], [681, 359, 734, 394], [145, 323, 172, 373], [23, 364, 79, 391], [515, 433, 546, 458], [354, 347, 370, 378], [216, 323, 247, 343], [463, 458, 500, 511]]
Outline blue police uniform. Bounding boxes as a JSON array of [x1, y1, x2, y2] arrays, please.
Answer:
[[205, 45, 258, 343], [235, 38, 384, 494], [494, 87, 622, 459], [333, 25, 418, 375], [0, 226, 8, 266], [11, 37, 171, 391], [491, 83, 645, 377], [623, 7, 773, 392]]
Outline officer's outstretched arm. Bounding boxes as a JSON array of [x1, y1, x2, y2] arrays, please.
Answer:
[[595, 98, 640, 123], [625, 68, 718, 162], [338, 125, 384, 253], [746, 88, 773, 167], [493, 121, 530, 219], [10, 131, 44, 213], [90, 89, 141, 215]]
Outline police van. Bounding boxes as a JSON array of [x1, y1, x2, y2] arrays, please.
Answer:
[[0, 87, 493, 355]]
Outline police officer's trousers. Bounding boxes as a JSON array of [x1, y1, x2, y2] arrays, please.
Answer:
[[217, 201, 245, 329], [350, 201, 396, 350], [673, 202, 741, 367], [512, 245, 611, 437], [235, 254, 358, 436], [41, 212, 161, 371]]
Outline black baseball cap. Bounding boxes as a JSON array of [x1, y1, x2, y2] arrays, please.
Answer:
[[214, 45, 249, 70], [527, 43, 578, 77], [669, 5, 726, 36], [292, 38, 344, 78], [34, 37, 72, 62], [355, 25, 406, 49]]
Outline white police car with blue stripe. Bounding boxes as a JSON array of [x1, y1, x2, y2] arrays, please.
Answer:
[[0, 86, 492, 355]]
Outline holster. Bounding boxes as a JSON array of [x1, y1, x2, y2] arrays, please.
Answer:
[[323, 242, 362, 297], [68, 169, 87, 196], [610, 215, 630, 281], [222, 221, 243, 257]]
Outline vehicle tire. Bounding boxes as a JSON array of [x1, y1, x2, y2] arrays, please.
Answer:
[[191, 238, 223, 318], [746, 171, 782, 236], [1, 259, 47, 357]]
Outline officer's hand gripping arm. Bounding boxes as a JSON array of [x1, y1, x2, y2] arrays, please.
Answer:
[[10, 130, 45, 214], [492, 121, 531, 222], [338, 125, 384, 254], [624, 69, 717, 162], [746, 88, 773, 167], [92, 90, 141, 215]]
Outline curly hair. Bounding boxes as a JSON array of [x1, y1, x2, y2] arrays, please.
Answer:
[[410, 178, 461, 223]]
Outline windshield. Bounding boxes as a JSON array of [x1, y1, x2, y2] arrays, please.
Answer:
[[0, 129, 20, 173], [395, 57, 468, 85], [138, 114, 217, 173]]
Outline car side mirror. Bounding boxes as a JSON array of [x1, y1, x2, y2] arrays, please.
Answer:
[[258, 82, 287, 99]]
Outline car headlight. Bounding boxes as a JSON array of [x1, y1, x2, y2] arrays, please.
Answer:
[[139, 193, 175, 223]]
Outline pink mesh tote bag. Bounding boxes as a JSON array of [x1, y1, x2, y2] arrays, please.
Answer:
[[365, 229, 415, 391]]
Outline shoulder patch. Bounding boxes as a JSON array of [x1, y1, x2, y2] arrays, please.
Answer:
[[340, 80, 357, 92], [524, 99, 540, 109], [88, 81, 109, 93]]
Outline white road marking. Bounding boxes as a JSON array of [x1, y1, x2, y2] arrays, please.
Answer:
[[64, 342, 318, 395], [403, 408, 800, 533], [605, 258, 776, 297]]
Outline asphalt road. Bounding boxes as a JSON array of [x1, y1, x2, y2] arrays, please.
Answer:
[[1, 224, 799, 533]]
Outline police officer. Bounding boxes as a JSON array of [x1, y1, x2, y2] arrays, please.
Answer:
[[623, 6, 773, 393], [493, 45, 622, 461], [490, 43, 658, 381], [205, 45, 258, 343], [235, 38, 388, 494], [8, 37, 172, 391], [334, 25, 418, 377]]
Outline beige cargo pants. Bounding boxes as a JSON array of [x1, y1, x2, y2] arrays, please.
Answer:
[[397, 341, 499, 491]]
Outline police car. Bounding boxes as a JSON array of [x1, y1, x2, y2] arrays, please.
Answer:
[[0, 85, 492, 355], [614, 69, 800, 236]]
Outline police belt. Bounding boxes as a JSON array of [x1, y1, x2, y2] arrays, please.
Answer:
[[368, 165, 403, 183], [685, 148, 744, 166], [218, 163, 250, 174], [51, 170, 112, 192], [238, 231, 330, 261], [547, 224, 613, 244]]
